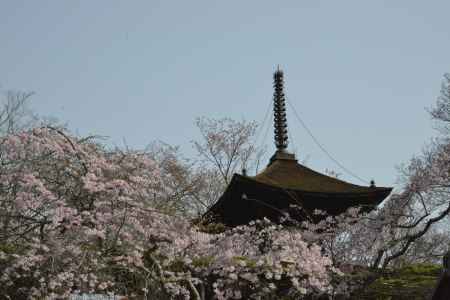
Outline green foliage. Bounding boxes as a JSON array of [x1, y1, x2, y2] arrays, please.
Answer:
[[232, 256, 257, 268], [354, 264, 441, 300], [169, 258, 189, 273], [196, 221, 227, 234], [192, 256, 214, 268], [0, 242, 18, 254]]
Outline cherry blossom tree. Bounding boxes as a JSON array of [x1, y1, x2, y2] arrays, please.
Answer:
[[143, 117, 266, 217], [193, 117, 265, 185], [357, 74, 450, 269], [0, 127, 338, 299], [296, 74, 450, 271], [0, 90, 37, 135], [146, 142, 223, 217]]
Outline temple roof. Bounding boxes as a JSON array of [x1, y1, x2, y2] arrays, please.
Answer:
[[202, 68, 393, 226], [252, 152, 391, 194], [204, 171, 392, 226]]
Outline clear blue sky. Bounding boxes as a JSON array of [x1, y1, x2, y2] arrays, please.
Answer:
[[2, 1, 449, 188]]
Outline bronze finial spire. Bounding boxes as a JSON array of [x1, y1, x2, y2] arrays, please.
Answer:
[[273, 67, 288, 152]]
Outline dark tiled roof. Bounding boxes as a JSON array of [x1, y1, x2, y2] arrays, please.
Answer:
[[203, 152, 392, 226], [253, 157, 391, 194], [204, 173, 392, 226]]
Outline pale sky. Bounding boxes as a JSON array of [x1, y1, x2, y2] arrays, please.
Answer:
[[2, 1, 450, 188]]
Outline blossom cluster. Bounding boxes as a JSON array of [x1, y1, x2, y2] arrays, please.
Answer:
[[0, 128, 337, 299]]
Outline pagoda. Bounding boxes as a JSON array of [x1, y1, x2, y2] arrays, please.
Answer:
[[204, 69, 392, 227]]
